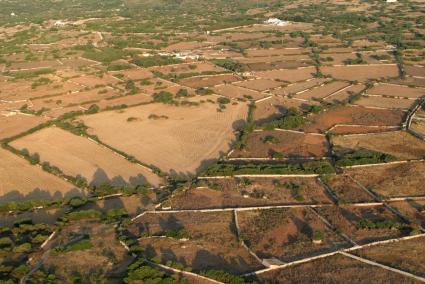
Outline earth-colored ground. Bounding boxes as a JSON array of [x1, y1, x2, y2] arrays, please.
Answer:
[[321, 64, 399, 82], [81, 96, 247, 175], [10, 127, 163, 186]]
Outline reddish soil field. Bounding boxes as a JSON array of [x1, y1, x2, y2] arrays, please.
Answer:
[[302, 105, 405, 133], [237, 208, 350, 262], [344, 161, 425, 198], [353, 236, 425, 277], [252, 253, 418, 284], [368, 83, 425, 99], [10, 127, 163, 187], [179, 74, 241, 88], [230, 130, 330, 159], [295, 81, 350, 101], [323, 175, 375, 204], [131, 211, 263, 274], [255, 66, 315, 82], [171, 177, 334, 209], [332, 131, 425, 160], [321, 64, 399, 82], [0, 147, 81, 203], [316, 205, 407, 245], [354, 95, 416, 110]]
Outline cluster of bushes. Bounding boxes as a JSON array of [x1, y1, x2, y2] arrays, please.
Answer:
[[164, 229, 189, 240], [211, 59, 246, 72], [52, 238, 93, 255], [357, 219, 398, 230], [261, 108, 305, 130], [124, 259, 183, 283], [235, 103, 256, 150], [152, 91, 175, 104], [201, 269, 246, 284], [204, 161, 335, 176], [131, 55, 182, 68], [335, 149, 397, 167]]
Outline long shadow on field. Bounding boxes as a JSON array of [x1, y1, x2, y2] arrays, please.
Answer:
[[192, 249, 254, 274], [0, 187, 86, 204], [90, 168, 148, 187]]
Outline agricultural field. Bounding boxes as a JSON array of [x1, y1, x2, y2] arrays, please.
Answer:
[[1, 0, 425, 282]]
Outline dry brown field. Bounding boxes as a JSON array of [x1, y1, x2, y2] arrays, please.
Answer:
[[324, 84, 365, 103], [295, 81, 350, 101], [252, 253, 418, 284], [171, 177, 333, 209], [30, 87, 120, 110], [321, 47, 355, 54], [179, 74, 241, 88], [10, 127, 162, 187], [164, 41, 212, 52], [59, 57, 99, 68], [405, 65, 425, 77], [236, 54, 310, 64], [230, 130, 329, 159], [316, 205, 407, 244], [0, 147, 81, 203], [353, 236, 425, 277], [0, 114, 48, 140], [388, 201, 425, 229], [255, 66, 315, 82], [320, 53, 357, 65], [303, 105, 405, 133], [86, 93, 153, 110], [410, 119, 425, 137], [238, 208, 349, 262], [233, 78, 285, 92], [70, 74, 121, 88], [110, 68, 153, 81], [247, 60, 311, 71], [149, 61, 225, 75], [7, 60, 60, 71], [321, 64, 399, 82], [390, 77, 425, 88], [245, 47, 309, 57], [273, 78, 330, 96], [81, 97, 247, 174], [354, 95, 417, 109], [332, 131, 425, 160], [344, 161, 425, 198], [213, 84, 264, 100], [324, 175, 375, 203], [131, 211, 264, 274]]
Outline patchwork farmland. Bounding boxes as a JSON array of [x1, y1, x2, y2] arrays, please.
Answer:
[[0, 0, 424, 283]]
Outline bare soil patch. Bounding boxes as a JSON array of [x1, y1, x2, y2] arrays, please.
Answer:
[[0, 114, 48, 140], [388, 201, 425, 230], [10, 127, 162, 187], [273, 78, 330, 96], [234, 78, 285, 92], [213, 84, 265, 100], [324, 84, 365, 103]]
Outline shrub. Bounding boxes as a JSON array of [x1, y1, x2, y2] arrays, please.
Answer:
[[152, 91, 174, 104]]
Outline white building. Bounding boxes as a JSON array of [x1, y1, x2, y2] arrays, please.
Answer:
[[386, 0, 397, 3], [264, 18, 289, 27]]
